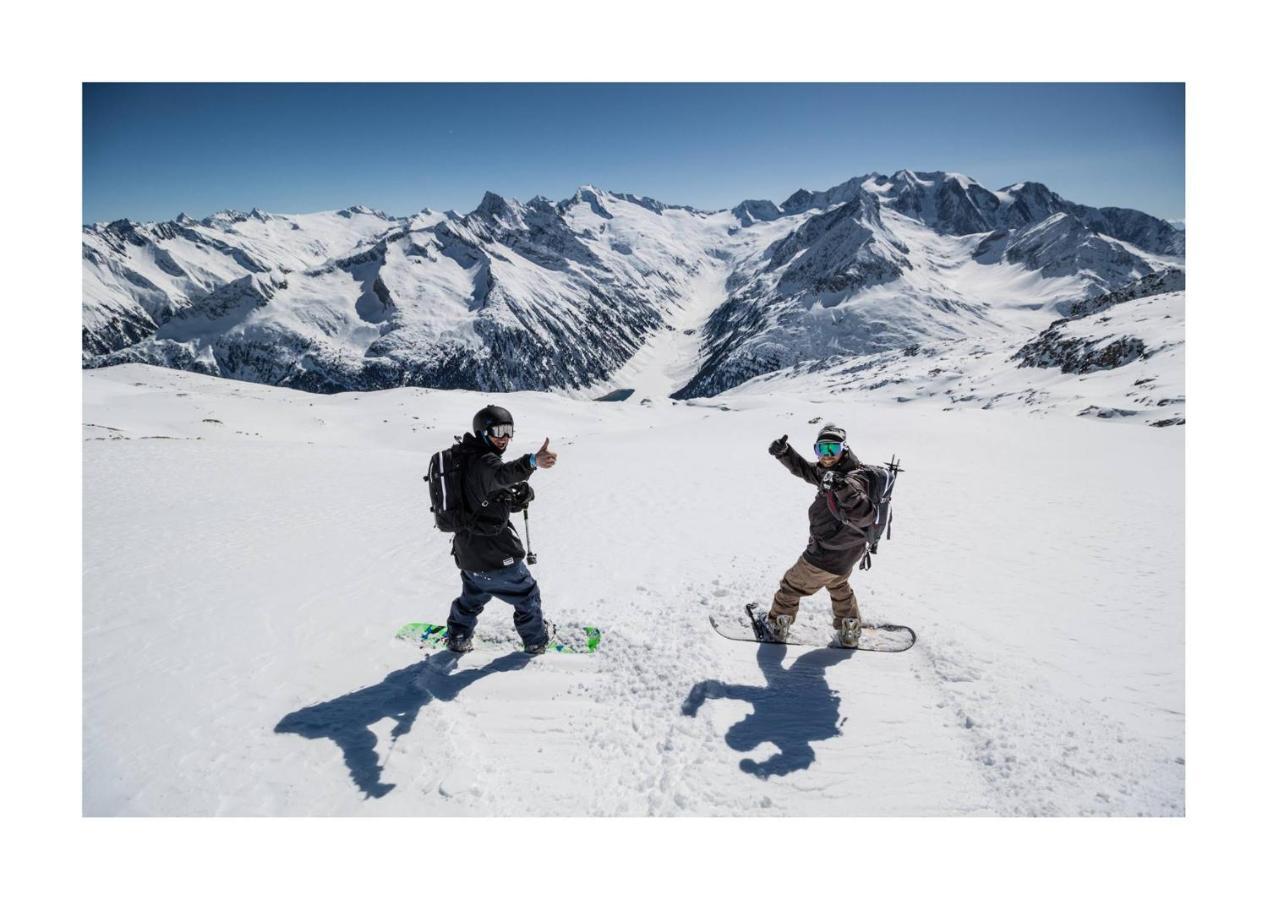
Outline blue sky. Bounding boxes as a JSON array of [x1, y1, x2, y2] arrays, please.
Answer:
[[83, 83, 1184, 224]]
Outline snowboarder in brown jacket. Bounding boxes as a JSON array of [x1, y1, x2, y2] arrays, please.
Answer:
[[766, 423, 873, 648]]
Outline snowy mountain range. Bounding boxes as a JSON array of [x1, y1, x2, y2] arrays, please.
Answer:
[[83, 169, 1184, 420]]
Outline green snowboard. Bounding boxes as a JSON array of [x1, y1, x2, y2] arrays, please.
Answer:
[[395, 621, 601, 654]]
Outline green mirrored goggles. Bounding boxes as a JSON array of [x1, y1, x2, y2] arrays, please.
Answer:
[[814, 440, 844, 457]]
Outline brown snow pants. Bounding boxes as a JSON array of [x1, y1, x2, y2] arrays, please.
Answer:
[[769, 555, 860, 626]]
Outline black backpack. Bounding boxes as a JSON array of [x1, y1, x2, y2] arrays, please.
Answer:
[[425, 441, 474, 533], [833, 456, 902, 570]]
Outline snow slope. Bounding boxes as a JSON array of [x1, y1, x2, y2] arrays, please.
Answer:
[[83, 365, 1183, 815], [728, 289, 1185, 427]]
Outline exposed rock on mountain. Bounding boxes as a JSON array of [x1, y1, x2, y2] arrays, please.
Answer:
[[1013, 272, 1185, 374]]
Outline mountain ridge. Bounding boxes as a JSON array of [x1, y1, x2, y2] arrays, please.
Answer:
[[83, 171, 1184, 408]]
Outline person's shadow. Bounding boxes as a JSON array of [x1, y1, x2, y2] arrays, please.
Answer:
[[682, 641, 851, 779], [274, 651, 531, 799]]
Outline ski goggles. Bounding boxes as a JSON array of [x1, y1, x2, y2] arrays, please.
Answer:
[[487, 424, 514, 438], [814, 440, 845, 457]]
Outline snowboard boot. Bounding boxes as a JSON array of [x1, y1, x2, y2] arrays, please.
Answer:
[[446, 630, 474, 653], [523, 622, 555, 655], [765, 613, 792, 643], [836, 618, 862, 649]]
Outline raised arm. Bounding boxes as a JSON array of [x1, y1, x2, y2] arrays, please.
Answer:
[[768, 435, 820, 486], [471, 451, 536, 501]]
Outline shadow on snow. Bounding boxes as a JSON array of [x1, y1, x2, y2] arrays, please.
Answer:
[[274, 651, 531, 799], [682, 641, 851, 779]]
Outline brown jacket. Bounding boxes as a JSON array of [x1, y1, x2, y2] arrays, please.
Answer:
[[774, 445, 874, 575]]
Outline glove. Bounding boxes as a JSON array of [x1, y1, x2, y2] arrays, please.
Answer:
[[506, 482, 535, 512], [820, 470, 846, 491], [768, 434, 789, 456]]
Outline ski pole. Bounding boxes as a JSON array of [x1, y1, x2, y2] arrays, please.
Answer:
[[523, 508, 537, 565]]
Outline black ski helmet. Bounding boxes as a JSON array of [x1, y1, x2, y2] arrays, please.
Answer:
[[816, 423, 847, 444], [473, 404, 514, 436]]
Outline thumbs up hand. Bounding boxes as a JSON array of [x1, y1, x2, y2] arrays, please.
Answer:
[[536, 437, 558, 469]]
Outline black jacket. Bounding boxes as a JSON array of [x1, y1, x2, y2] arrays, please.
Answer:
[[774, 445, 874, 575], [450, 433, 536, 572]]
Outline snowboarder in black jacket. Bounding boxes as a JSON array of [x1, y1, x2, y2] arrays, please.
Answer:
[[766, 423, 873, 648], [445, 404, 558, 654]]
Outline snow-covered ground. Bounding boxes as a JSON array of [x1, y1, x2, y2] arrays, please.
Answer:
[[83, 364, 1183, 815], [730, 289, 1186, 426]]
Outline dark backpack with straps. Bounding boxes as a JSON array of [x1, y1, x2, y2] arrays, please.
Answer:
[[831, 456, 902, 570], [424, 440, 475, 533]]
